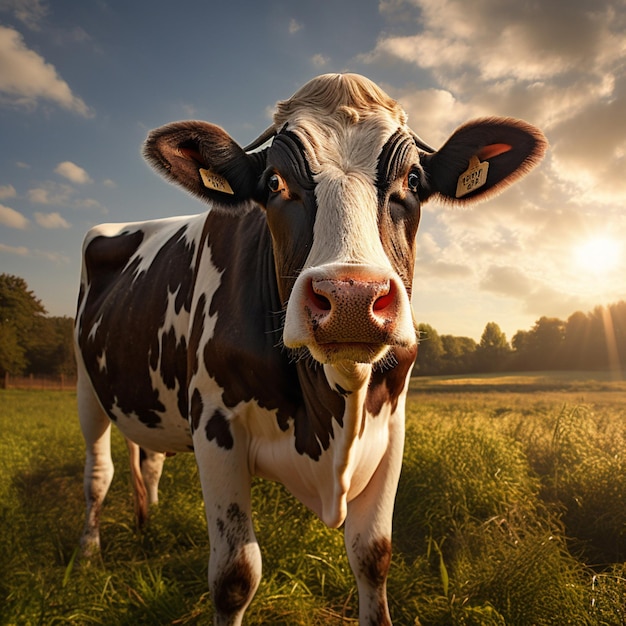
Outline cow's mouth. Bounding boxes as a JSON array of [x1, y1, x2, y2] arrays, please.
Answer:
[[311, 341, 389, 365]]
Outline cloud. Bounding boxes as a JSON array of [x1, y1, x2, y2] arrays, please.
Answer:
[[368, 0, 626, 190], [369, 0, 625, 86], [75, 197, 106, 212], [27, 180, 105, 212], [549, 87, 626, 205], [55, 160, 92, 184], [478, 264, 589, 320], [179, 102, 197, 118], [413, 231, 474, 279], [0, 25, 92, 116], [28, 181, 75, 205], [0, 242, 29, 256], [415, 260, 472, 280], [34, 248, 69, 263], [0, 184, 17, 199], [390, 85, 471, 146], [523, 286, 587, 320], [34, 211, 70, 228], [0, 0, 48, 30], [289, 18, 302, 34], [0, 242, 69, 263], [480, 266, 534, 299], [311, 53, 330, 68], [0, 203, 29, 228]]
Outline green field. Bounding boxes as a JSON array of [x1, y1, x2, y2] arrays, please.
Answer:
[[1, 373, 626, 625]]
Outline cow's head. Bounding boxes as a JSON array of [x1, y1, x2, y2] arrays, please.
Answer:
[[144, 73, 546, 367]]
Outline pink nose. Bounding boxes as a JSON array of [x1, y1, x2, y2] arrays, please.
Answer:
[[304, 276, 400, 344]]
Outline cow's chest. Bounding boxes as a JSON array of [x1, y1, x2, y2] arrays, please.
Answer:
[[243, 392, 396, 528]]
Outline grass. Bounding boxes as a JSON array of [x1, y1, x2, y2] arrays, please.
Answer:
[[1, 373, 626, 624], [409, 369, 626, 394]]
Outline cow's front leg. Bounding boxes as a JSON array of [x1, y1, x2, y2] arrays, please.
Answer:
[[192, 407, 261, 626], [344, 413, 405, 625]]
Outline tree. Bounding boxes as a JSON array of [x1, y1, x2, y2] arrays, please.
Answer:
[[26, 316, 76, 376], [529, 317, 565, 369], [440, 334, 477, 374], [512, 317, 566, 371], [475, 322, 510, 372], [0, 322, 26, 376], [413, 323, 444, 375], [0, 274, 46, 376], [512, 329, 530, 353], [561, 310, 590, 370], [511, 329, 531, 369]]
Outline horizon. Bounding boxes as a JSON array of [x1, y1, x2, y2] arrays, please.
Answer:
[[9, 268, 623, 346]]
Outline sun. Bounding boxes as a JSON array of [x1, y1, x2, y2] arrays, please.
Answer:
[[573, 236, 622, 274]]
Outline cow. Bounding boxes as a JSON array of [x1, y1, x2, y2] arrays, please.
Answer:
[[75, 73, 546, 625]]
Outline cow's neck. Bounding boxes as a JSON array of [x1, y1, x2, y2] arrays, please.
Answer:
[[291, 353, 415, 527], [200, 207, 414, 479]]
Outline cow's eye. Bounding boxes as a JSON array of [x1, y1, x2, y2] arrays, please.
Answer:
[[268, 173, 286, 194], [407, 170, 421, 193]]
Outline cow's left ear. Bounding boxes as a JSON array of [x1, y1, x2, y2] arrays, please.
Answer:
[[419, 117, 547, 205], [143, 121, 266, 210]]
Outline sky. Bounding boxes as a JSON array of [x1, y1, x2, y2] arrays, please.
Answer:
[[1, 0, 625, 342]]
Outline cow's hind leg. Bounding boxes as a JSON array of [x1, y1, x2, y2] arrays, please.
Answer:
[[140, 447, 166, 506], [126, 441, 166, 528], [192, 407, 262, 626], [77, 361, 114, 558], [126, 439, 149, 528]]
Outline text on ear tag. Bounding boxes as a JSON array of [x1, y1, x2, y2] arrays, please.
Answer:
[[199, 168, 234, 195], [455, 155, 489, 198]]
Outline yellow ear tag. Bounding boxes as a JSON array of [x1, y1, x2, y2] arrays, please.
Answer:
[[455, 155, 489, 198], [199, 168, 234, 195]]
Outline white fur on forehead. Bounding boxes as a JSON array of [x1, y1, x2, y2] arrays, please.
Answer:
[[274, 75, 411, 271], [273, 73, 408, 174], [310, 170, 388, 267]]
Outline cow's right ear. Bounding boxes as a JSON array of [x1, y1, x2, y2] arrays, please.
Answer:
[[143, 121, 266, 210]]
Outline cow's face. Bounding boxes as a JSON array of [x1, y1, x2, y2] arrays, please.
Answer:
[[259, 107, 423, 365], [144, 73, 547, 367]]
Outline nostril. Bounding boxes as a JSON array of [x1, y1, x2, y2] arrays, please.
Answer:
[[373, 282, 395, 312], [307, 281, 332, 311], [313, 292, 332, 311]]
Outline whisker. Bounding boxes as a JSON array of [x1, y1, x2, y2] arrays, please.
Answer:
[[373, 348, 399, 372]]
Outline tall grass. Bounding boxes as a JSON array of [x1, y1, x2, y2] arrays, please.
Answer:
[[2, 379, 626, 624], [395, 403, 590, 625]]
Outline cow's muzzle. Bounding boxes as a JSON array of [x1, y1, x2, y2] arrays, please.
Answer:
[[283, 265, 417, 364]]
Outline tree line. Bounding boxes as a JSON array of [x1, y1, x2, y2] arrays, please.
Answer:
[[0, 274, 75, 378], [414, 302, 626, 375], [1, 273, 624, 378]]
